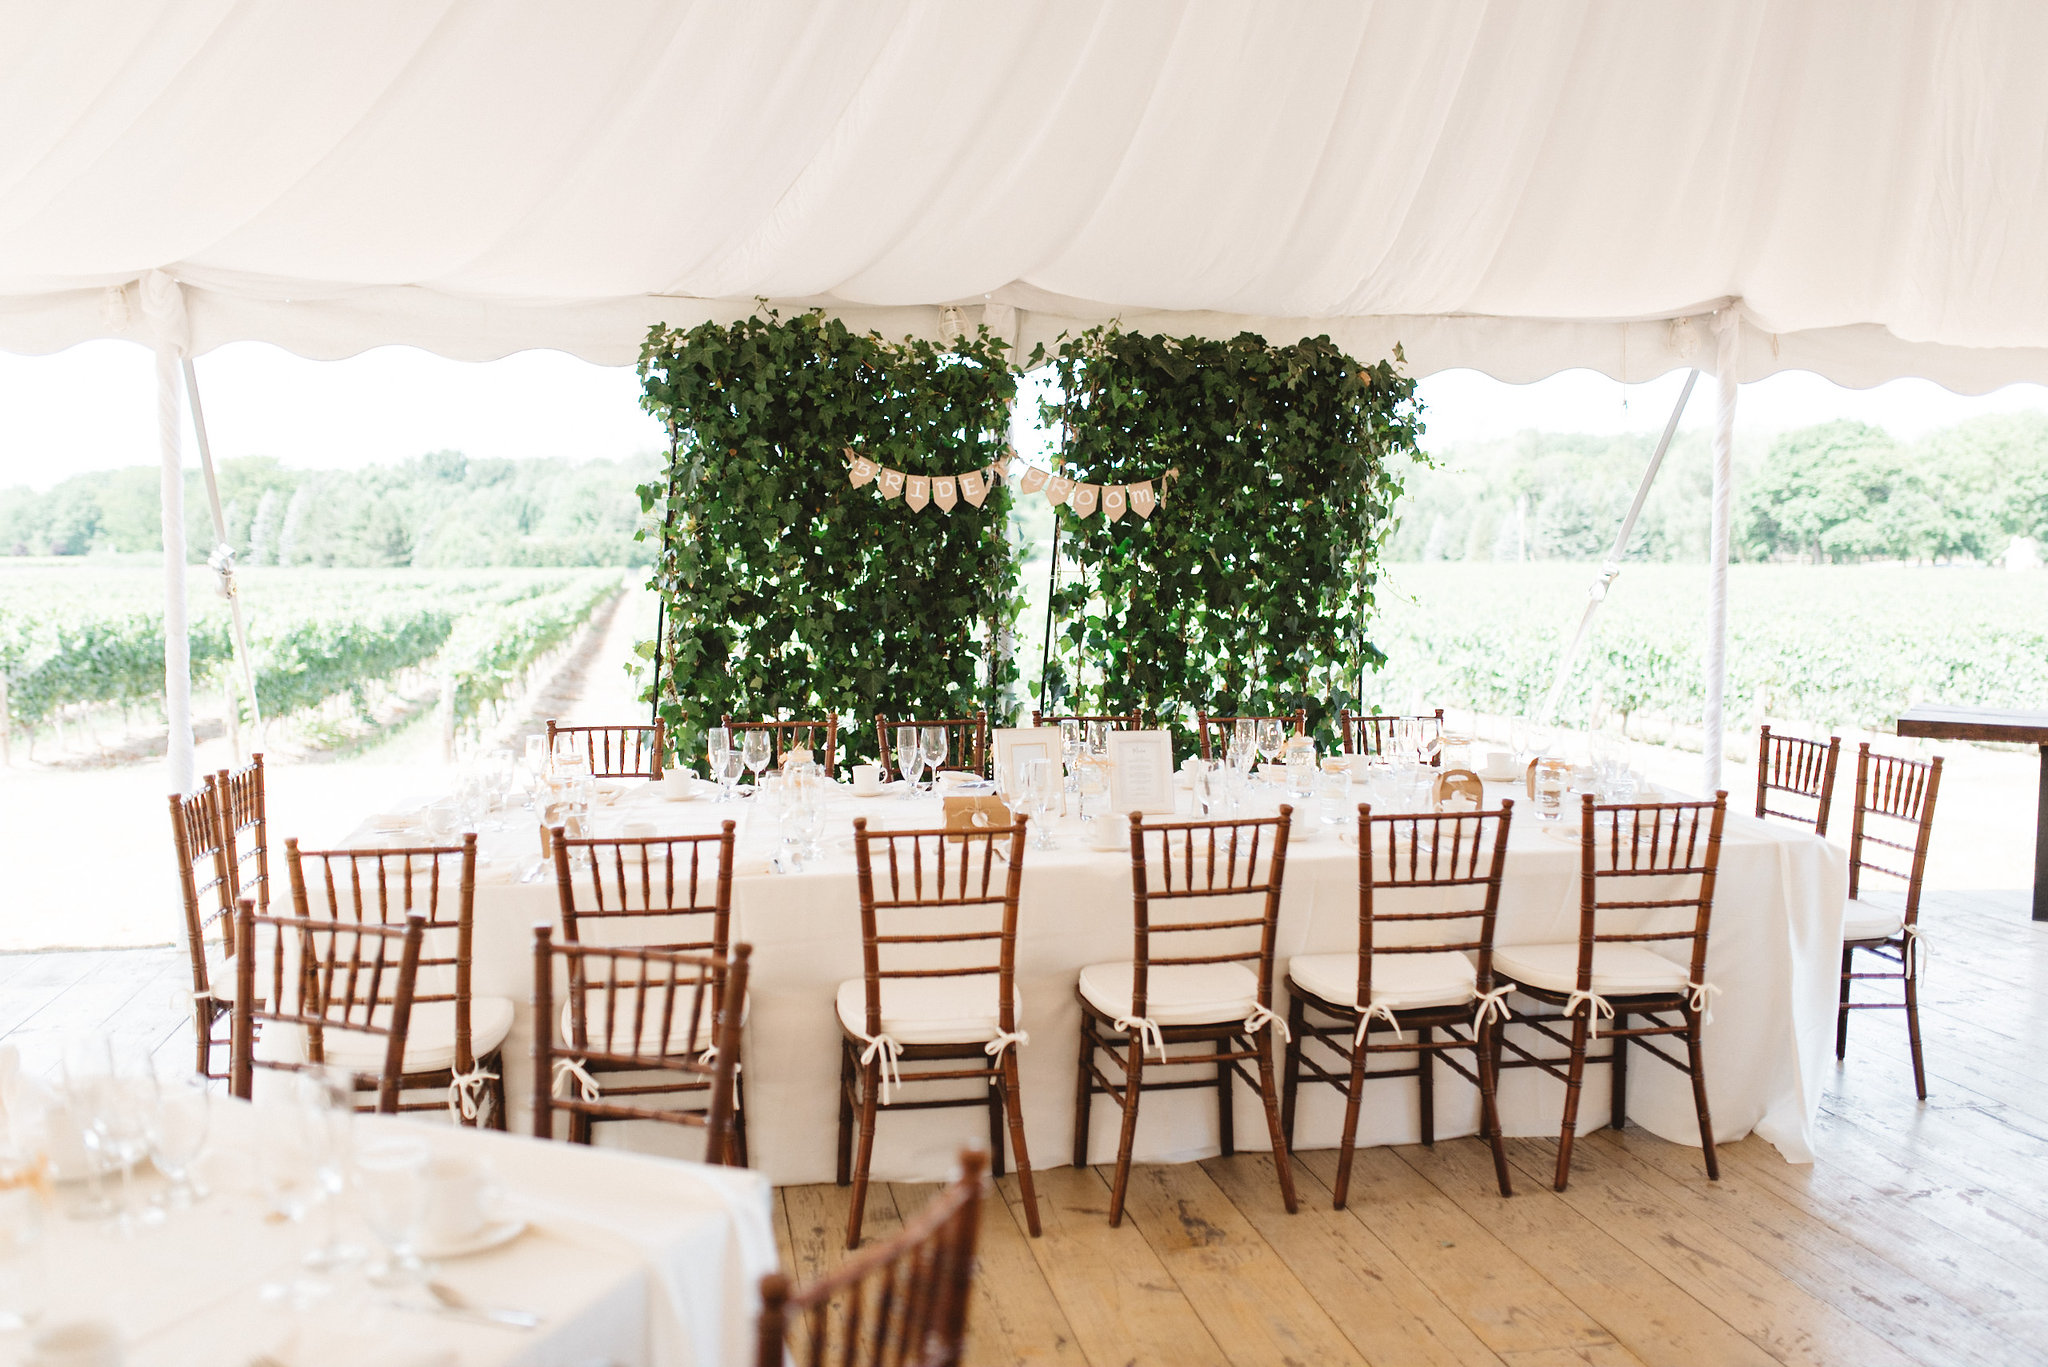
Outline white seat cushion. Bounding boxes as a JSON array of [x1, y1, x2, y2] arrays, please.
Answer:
[[1078, 961, 1258, 1026], [1493, 942, 1689, 997], [281, 996, 516, 1074], [1287, 951, 1477, 1012], [834, 977, 1019, 1046], [561, 985, 745, 1057], [1842, 899, 1906, 943]]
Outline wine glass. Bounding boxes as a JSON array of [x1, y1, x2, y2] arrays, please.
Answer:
[[1019, 758, 1059, 849], [715, 748, 746, 803], [522, 735, 547, 808], [920, 726, 948, 787], [705, 726, 731, 776], [297, 1066, 360, 1273], [1075, 757, 1108, 822], [1058, 720, 1083, 805], [742, 730, 773, 792], [354, 1136, 429, 1288], [553, 732, 590, 781], [1085, 720, 1109, 759], [147, 1068, 210, 1212], [1256, 718, 1286, 770], [1231, 718, 1257, 760], [895, 725, 924, 799]]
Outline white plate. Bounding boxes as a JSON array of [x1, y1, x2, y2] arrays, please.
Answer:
[[371, 813, 416, 832], [418, 1218, 527, 1260], [1477, 769, 1522, 784]]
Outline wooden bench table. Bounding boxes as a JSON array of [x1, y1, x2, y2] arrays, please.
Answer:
[[1895, 703, 2048, 921]]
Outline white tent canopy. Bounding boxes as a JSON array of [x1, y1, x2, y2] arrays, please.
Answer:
[[7, 0, 2048, 389]]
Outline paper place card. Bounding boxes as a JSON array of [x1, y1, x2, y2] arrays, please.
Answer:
[[1107, 729, 1176, 815]]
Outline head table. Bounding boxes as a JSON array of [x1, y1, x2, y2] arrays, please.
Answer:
[[348, 775, 1848, 1184]]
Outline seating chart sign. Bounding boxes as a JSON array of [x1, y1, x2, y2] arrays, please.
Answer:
[[991, 726, 1062, 794], [1107, 730, 1177, 814]]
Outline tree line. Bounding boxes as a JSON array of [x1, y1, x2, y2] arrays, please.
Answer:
[[1388, 411, 2048, 564], [0, 451, 657, 567]]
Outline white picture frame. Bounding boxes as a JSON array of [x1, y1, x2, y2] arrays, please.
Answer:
[[1107, 729, 1176, 815], [991, 727, 1062, 794]]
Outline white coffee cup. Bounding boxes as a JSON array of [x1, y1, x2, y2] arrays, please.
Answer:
[[1482, 749, 1514, 779], [1087, 820, 1128, 852], [27, 1320, 122, 1367], [657, 770, 697, 798], [423, 1153, 492, 1246], [851, 763, 883, 796]]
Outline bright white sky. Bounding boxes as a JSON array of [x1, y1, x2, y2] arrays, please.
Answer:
[[3, 340, 2047, 491]]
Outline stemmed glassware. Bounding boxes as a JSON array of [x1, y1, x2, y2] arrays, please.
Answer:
[[715, 749, 747, 804], [553, 731, 590, 782], [895, 725, 924, 799], [521, 735, 547, 810], [60, 1035, 153, 1232], [741, 730, 773, 793], [1059, 720, 1083, 810], [1015, 758, 1059, 848], [146, 1067, 210, 1213], [1256, 718, 1286, 773], [296, 1066, 360, 1274], [919, 726, 948, 788], [1232, 718, 1257, 762], [353, 1136, 429, 1288], [705, 726, 731, 776]]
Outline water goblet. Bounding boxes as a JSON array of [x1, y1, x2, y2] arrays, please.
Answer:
[[705, 726, 731, 775], [1075, 757, 1108, 822], [56, 1035, 116, 1222], [353, 1136, 429, 1288], [742, 730, 773, 792], [1084, 720, 1109, 758], [146, 1069, 210, 1213], [1059, 721, 1083, 804], [297, 1066, 361, 1273], [715, 748, 746, 803], [1533, 758, 1571, 821], [553, 732, 590, 782], [1231, 718, 1257, 760], [1256, 718, 1286, 770], [920, 726, 949, 787], [895, 725, 924, 799], [1019, 758, 1059, 848]]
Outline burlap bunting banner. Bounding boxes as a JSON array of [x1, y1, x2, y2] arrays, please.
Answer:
[[844, 447, 1176, 522]]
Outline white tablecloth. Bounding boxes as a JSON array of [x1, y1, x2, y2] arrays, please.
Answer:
[[27, 1099, 776, 1367], [388, 778, 1847, 1183]]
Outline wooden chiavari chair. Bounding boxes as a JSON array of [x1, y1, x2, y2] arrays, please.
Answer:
[[533, 926, 750, 1165], [1755, 725, 1842, 836], [1029, 710, 1142, 730], [1338, 708, 1446, 762], [217, 752, 271, 916], [168, 754, 271, 1079], [1282, 801, 1517, 1204], [550, 822, 746, 1157], [756, 1149, 987, 1367], [546, 719, 666, 779], [1840, 743, 1944, 1098], [1075, 808, 1299, 1225], [722, 714, 840, 773], [229, 898, 426, 1113], [1193, 709, 1306, 762], [840, 817, 1035, 1248], [1494, 792, 1728, 1190], [873, 713, 988, 781], [284, 834, 509, 1125]]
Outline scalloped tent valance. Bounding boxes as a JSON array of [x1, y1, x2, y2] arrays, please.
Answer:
[[7, 0, 2048, 390]]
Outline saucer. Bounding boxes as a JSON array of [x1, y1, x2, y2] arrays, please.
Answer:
[[418, 1217, 527, 1260]]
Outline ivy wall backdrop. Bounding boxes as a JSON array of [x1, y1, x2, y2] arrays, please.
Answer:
[[638, 312, 1423, 768]]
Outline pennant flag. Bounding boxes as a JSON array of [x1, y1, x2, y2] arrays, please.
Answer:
[[878, 468, 906, 500], [933, 475, 959, 512], [905, 474, 931, 511], [1103, 484, 1128, 520], [960, 468, 989, 507], [1069, 483, 1100, 517], [1128, 480, 1156, 519], [1018, 465, 1049, 495], [1045, 474, 1075, 507], [848, 453, 879, 488]]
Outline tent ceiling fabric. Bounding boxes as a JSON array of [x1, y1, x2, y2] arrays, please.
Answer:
[[7, 0, 2048, 388]]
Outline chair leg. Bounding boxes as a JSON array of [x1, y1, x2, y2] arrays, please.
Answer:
[[1280, 995, 1306, 1147], [488, 1055, 508, 1132], [845, 1056, 881, 1248], [1331, 1028, 1372, 1210], [1836, 943, 1855, 1060], [194, 999, 213, 1078], [732, 1070, 750, 1168], [1684, 1006, 1719, 1180], [835, 1041, 855, 1187], [987, 1070, 1008, 1178], [1253, 1028, 1298, 1215], [1417, 1024, 1435, 1146], [1478, 1021, 1512, 1197], [1002, 1053, 1041, 1237], [1610, 1012, 1628, 1131], [1904, 948, 1928, 1101], [1216, 1052, 1235, 1158], [1105, 1036, 1146, 1227], [1554, 1012, 1591, 1192], [1072, 1016, 1095, 1170]]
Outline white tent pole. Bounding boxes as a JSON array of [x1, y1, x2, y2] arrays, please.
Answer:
[[155, 341, 194, 795], [1534, 369, 1700, 728], [1703, 309, 1741, 792], [183, 356, 264, 757]]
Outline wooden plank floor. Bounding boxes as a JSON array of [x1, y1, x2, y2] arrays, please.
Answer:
[[8, 887, 2047, 1366]]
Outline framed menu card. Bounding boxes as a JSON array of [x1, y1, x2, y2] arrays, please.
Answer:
[[1106, 730, 1177, 815], [991, 726, 1062, 794]]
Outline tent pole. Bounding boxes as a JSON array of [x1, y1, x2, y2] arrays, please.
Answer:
[[183, 357, 263, 759], [156, 344, 194, 795], [1534, 369, 1700, 729], [1037, 515, 1061, 713], [1703, 311, 1741, 792]]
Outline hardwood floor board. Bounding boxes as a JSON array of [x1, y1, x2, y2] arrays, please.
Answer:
[[1007, 1165, 1232, 1367], [1591, 1129, 2045, 1367], [1202, 1152, 1505, 1367], [1510, 1137, 1916, 1367], [1116, 1159, 1369, 1367], [1397, 1138, 1778, 1367], [913, 1175, 1086, 1367], [1295, 1146, 1644, 1366]]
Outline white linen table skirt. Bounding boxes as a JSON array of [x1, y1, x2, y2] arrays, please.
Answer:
[[30, 1098, 776, 1367], [393, 779, 1847, 1184]]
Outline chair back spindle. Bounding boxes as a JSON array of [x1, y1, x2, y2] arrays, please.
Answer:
[[1124, 808, 1292, 1023], [722, 715, 840, 774], [1573, 792, 1728, 991], [873, 713, 989, 780], [1355, 802, 1515, 1008], [1846, 743, 1943, 920], [1753, 726, 1842, 836], [547, 719, 666, 780], [1338, 709, 1446, 760], [1194, 709, 1307, 763]]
